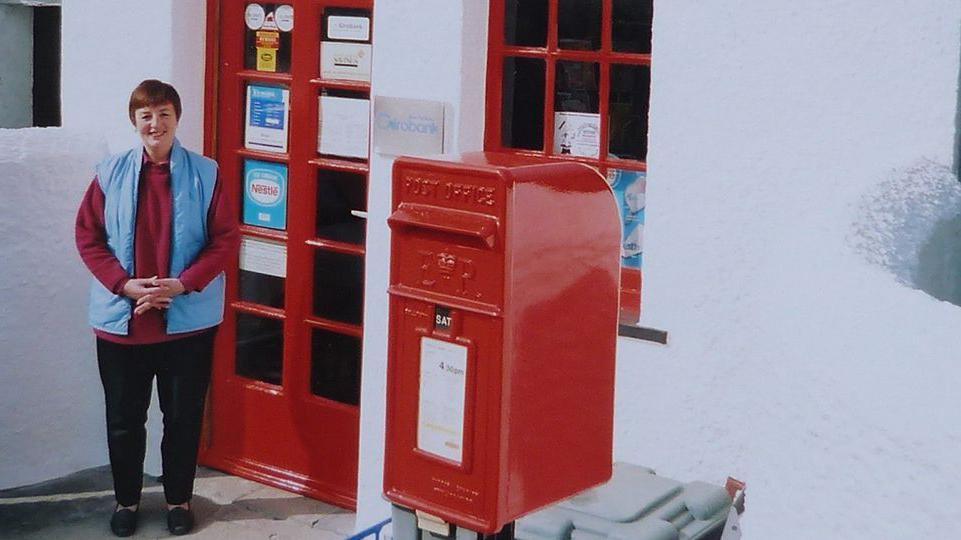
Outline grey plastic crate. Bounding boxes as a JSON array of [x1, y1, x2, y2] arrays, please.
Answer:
[[516, 463, 731, 540]]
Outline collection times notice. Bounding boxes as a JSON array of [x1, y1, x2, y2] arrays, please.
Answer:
[[417, 337, 468, 464]]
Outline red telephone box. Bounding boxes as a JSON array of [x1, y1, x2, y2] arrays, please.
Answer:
[[201, 0, 375, 508], [384, 152, 621, 534]]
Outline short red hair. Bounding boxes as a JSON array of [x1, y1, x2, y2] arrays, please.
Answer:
[[128, 79, 182, 124]]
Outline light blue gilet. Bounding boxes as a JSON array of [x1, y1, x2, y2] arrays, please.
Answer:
[[88, 139, 225, 335]]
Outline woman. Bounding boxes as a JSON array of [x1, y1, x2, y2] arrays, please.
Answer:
[[75, 80, 238, 536]]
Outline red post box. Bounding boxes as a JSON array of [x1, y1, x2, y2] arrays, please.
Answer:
[[384, 152, 621, 535]]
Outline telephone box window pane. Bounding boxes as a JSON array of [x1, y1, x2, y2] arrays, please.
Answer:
[[502, 57, 545, 150], [244, 3, 293, 73], [609, 64, 651, 161], [612, 0, 653, 53], [235, 313, 283, 385], [504, 0, 548, 47], [555, 61, 600, 113], [239, 270, 285, 309], [316, 169, 367, 244], [558, 0, 601, 50], [311, 329, 361, 406], [314, 251, 364, 325]]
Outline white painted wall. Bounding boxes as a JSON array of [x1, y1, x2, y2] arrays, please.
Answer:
[[0, 128, 109, 489], [0, 5, 33, 128], [355, 0, 489, 526], [624, 1, 961, 538], [61, 0, 206, 153], [0, 0, 207, 488], [356, 1, 961, 538]]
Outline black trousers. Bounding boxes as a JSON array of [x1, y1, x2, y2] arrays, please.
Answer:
[[96, 329, 215, 507]]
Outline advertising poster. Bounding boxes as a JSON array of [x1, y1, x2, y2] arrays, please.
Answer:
[[245, 84, 290, 153], [243, 160, 288, 230], [239, 237, 287, 278], [320, 41, 372, 81], [372, 96, 444, 156], [606, 169, 646, 269], [317, 95, 370, 158], [325, 14, 371, 41], [553, 111, 600, 158], [244, 3, 293, 73]]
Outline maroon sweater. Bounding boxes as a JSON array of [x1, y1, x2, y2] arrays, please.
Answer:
[[76, 155, 238, 345]]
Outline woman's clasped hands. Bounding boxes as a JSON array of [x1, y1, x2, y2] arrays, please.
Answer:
[[122, 276, 187, 315]]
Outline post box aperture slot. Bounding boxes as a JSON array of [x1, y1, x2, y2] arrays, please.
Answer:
[[388, 203, 499, 250]]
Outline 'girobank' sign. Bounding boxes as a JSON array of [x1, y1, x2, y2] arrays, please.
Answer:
[[373, 96, 445, 156]]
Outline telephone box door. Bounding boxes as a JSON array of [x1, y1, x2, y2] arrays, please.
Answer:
[[200, 0, 375, 508]]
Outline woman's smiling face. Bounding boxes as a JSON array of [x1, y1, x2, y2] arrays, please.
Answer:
[[133, 102, 178, 160]]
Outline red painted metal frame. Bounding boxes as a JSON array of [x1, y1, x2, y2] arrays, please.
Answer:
[[201, 0, 373, 509], [484, 0, 651, 322]]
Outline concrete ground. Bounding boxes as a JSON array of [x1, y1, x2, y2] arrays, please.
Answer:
[[0, 466, 358, 539]]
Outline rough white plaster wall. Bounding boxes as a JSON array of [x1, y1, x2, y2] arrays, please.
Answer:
[[355, 0, 489, 527], [169, 0, 208, 152], [0, 128, 109, 490], [0, 5, 33, 128], [851, 160, 961, 306], [623, 1, 961, 538], [61, 0, 206, 153]]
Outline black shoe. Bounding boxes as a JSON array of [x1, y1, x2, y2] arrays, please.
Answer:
[[167, 506, 195, 536], [109, 508, 138, 537]]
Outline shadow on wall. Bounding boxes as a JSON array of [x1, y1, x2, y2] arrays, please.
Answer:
[[851, 160, 961, 307], [916, 211, 961, 304], [955, 26, 961, 175]]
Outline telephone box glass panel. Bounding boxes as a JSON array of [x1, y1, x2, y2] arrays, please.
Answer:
[[501, 57, 545, 151], [316, 169, 367, 244], [609, 64, 651, 161], [504, 0, 548, 47], [612, 0, 653, 54], [313, 251, 364, 325], [310, 329, 361, 406], [558, 0, 601, 50], [235, 312, 284, 385], [239, 270, 285, 309], [554, 61, 599, 113]]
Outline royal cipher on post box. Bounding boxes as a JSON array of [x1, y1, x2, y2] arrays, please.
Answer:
[[384, 152, 621, 535]]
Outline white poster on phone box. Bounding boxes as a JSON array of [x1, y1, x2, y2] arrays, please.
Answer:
[[417, 338, 468, 464], [327, 15, 370, 41], [318, 96, 370, 159], [239, 237, 287, 278], [321, 42, 372, 82]]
